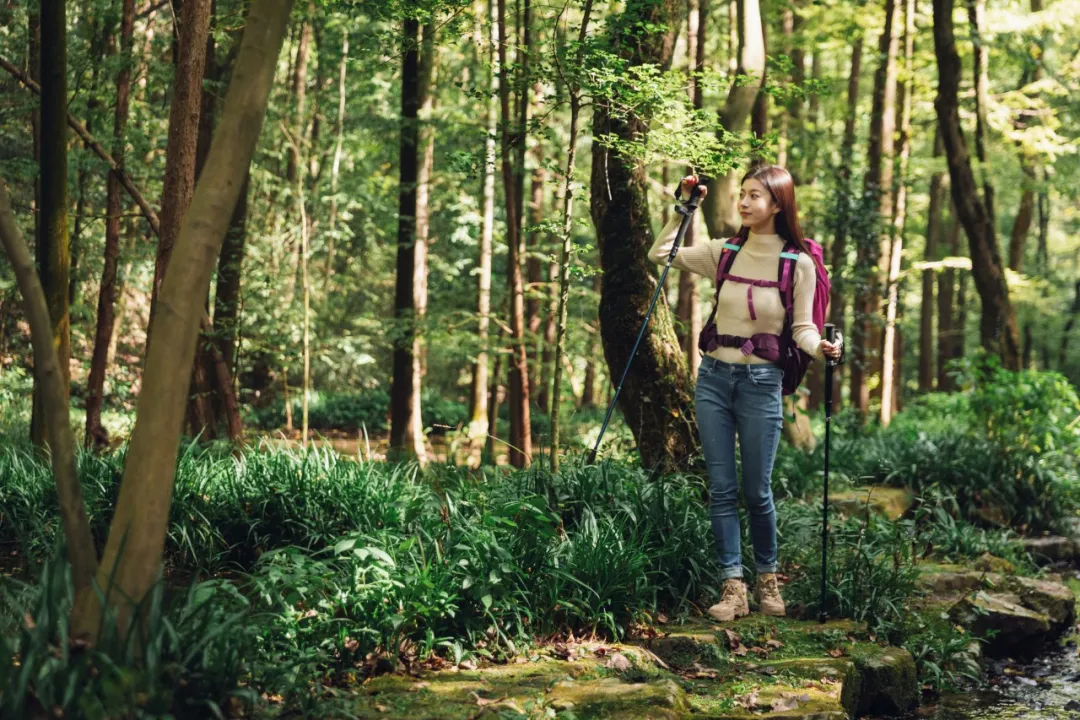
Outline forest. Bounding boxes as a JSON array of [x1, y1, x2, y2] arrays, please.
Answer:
[[0, 0, 1079, 717]]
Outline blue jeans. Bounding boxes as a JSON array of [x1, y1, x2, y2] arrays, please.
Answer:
[[695, 356, 783, 581]]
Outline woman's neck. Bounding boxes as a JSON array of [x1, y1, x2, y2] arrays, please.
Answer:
[[748, 219, 778, 236]]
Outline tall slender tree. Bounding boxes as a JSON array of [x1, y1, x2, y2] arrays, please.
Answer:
[[86, 0, 137, 451], [30, 0, 71, 449], [919, 129, 947, 392], [850, 0, 899, 420], [932, 0, 1021, 368]]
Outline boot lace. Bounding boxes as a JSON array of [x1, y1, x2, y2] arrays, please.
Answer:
[[759, 575, 781, 601]]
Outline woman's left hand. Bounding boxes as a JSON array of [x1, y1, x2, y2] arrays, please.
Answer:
[[820, 333, 843, 360]]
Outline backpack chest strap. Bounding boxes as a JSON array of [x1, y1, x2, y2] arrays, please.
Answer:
[[718, 272, 783, 321]]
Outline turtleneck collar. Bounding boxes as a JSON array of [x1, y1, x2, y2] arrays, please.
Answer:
[[747, 230, 784, 246]]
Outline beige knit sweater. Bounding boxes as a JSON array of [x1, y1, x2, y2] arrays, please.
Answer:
[[648, 212, 824, 366]]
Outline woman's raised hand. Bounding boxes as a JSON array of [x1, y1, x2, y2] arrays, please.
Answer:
[[679, 175, 708, 200]]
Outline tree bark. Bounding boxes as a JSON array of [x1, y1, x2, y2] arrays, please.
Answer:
[[389, 16, 423, 460], [702, 0, 765, 239], [498, 0, 532, 467], [582, 274, 601, 408], [677, 0, 705, 376], [30, 0, 72, 450], [0, 181, 98, 607], [71, 0, 293, 641], [86, 0, 137, 452], [549, 0, 593, 471], [881, 0, 914, 426], [1007, 162, 1035, 273], [213, 173, 249, 374], [324, 32, 348, 287], [1059, 280, 1080, 369], [590, 0, 697, 471], [408, 21, 438, 463], [468, 0, 498, 467], [147, 0, 212, 355], [932, 0, 1021, 369], [967, 0, 994, 223], [937, 213, 959, 390], [919, 129, 946, 392], [526, 134, 546, 401], [828, 35, 863, 410], [851, 0, 899, 421]]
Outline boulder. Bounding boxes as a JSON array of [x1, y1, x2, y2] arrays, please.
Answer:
[[1007, 575, 1077, 631], [1021, 536, 1078, 566], [949, 591, 1052, 656], [828, 487, 913, 521], [852, 647, 919, 716]]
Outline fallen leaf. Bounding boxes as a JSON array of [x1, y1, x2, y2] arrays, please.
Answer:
[[657, 613, 669, 624], [749, 646, 769, 656], [409, 682, 431, 692], [758, 666, 779, 676], [344, 638, 359, 652], [732, 644, 749, 657], [689, 662, 719, 679], [737, 689, 761, 710], [594, 647, 609, 657], [374, 704, 388, 713], [606, 653, 632, 672], [827, 648, 846, 658], [766, 639, 784, 649], [459, 659, 477, 670], [472, 692, 499, 706], [552, 643, 573, 660], [770, 692, 811, 712], [722, 629, 742, 649]]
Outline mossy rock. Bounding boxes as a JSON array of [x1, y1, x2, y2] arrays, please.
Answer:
[[828, 487, 913, 521], [1020, 536, 1077, 566], [971, 552, 1017, 574], [686, 658, 853, 719], [851, 646, 918, 716], [547, 677, 688, 719], [949, 591, 1052, 657], [1006, 575, 1077, 630]]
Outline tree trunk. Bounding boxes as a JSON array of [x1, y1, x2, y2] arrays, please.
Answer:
[[324, 32, 348, 288], [880, 0, 914, 426], [71, 0, 293, 641], [390, 16, 423, 461], [828, 36, 863, 410], [932, 0, 1021, 369], [408, 21, 438, 463], [851, 0, 899, 421], [582, 274, 601, 408], [937, 214, 959, 390], [677, 0, 705, 376], [967, 0, 995, 224], [1059, 280, 1080, 369], [590, 0, 697, 471], [86, 0, 137, 452], [1036, 177, 1049, 275], [498, 0, 532, 468], [0, 181, 97, 611], [30, 0, 72, 450], [213, 172, 249, 374], [147, 0, 211, 357], [485, 349, 504, 463], [1008, 162, 1035, 273], [702, 0, 765, 239], [549, 0, 594, 472], [526, 138, 546, 401], [467, 0, 498, 467], [804, 50, 823, 187], [919, 129, 946, 392]]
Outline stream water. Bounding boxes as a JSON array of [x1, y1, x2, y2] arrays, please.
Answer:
[[921, 635, 1080, 719]]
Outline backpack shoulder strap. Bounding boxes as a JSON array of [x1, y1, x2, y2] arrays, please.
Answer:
[[777, 242, 800, 320], [702, 236, 744, 333]]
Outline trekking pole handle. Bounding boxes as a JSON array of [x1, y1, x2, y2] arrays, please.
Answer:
[[666, 183, 706, 263]]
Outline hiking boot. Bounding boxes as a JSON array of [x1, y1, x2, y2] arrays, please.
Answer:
[[755, 573, 787, 617], [707, 579, 750, 623]]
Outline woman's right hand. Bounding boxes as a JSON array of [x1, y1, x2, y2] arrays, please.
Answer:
[[678, 175, 707, 201]]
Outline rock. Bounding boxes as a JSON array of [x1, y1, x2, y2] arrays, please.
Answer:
[[828, 487, 913, 521], [1006, 575, 1077, 631], [949, 591, 1052, 656], [917, 569, 1003, 603], [546, 677, 688, 719], [1021, 536, 1078, 566], [972, 553, 1016, 574], [853, 647, 919, 716]]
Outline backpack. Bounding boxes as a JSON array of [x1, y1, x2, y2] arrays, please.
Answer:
[[697, 234, 831, 396]]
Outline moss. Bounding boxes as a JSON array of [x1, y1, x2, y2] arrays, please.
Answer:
[[852, 646, 918, 716]]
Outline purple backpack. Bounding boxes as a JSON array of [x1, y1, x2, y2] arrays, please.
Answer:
[[697, 234, 831, 396]]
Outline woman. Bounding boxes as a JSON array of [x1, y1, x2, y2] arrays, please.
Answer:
[[648, 165, 842, 622]]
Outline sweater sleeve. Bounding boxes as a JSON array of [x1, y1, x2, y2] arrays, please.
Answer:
[[791, 253, 824, 360], [648, 209, 718, 278]]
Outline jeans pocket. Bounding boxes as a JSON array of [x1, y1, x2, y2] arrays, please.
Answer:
[[698, 357, 717, 380], [750, 366, 783, 389]]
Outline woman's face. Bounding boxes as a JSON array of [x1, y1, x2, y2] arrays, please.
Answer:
[[738, 178, 779, 228]]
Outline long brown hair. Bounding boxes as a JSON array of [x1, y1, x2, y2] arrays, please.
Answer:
[[735, 165, 821, 270]]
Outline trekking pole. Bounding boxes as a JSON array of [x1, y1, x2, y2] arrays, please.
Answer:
[[820, 323, 838, 623], [587, 183, 705, 465]]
